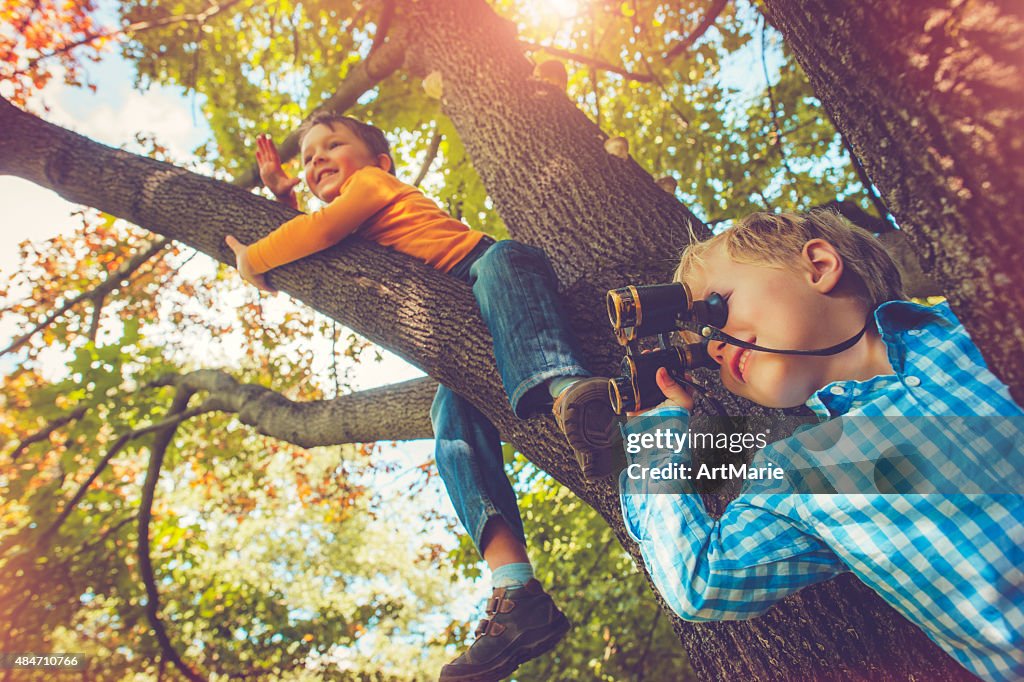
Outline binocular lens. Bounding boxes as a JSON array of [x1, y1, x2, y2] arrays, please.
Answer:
[[608, 377, 634, 415], [607, 286, 640, 330], [608, 283, 690, 337]]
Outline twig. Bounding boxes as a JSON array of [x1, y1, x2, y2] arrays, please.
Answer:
[[137, 388, 205, 682], [1, 237, 169, 357], [38, 404, 212, 544], [5, 0, 246, 78], [664, 0, 729, 61], [9, 405, 88, 461], [760, 17, 795, 189], [87, 292, 104, 342], [519, 40, 654, 83], [412, 126, 443, 187]]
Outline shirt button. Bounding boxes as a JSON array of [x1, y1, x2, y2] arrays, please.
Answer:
[[907, 329, 922, 336], [829, 385, 846, 395], [905, 376, 921, 387]]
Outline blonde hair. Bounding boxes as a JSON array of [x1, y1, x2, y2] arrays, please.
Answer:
[[675, 210, 904, 310]]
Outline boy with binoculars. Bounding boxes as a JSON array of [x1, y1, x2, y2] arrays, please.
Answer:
[[225, 113, 623, 681], [616, 210, 1024, 681]]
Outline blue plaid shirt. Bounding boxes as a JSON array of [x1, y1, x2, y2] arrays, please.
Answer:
[[619, 301, 1024, 681]]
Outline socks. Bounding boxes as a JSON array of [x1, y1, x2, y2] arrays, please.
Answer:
[[548, 376, 581, 400], [492, 562, 535, 590]]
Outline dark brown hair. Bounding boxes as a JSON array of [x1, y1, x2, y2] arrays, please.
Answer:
[[296, 112, 397, 176]]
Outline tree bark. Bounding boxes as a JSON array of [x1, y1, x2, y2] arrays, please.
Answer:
[[0, 0, 992, 676], [763, 0, 1024, 405], [153, 371, 436, 444]]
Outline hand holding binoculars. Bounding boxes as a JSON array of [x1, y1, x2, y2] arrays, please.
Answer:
[[606, 282, 727, 414]]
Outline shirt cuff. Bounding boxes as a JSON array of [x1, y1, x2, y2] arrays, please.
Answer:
[[246, 243, 273, 275]]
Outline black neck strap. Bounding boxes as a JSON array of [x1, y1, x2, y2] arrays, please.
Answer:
[[684, 322, 870, 357]]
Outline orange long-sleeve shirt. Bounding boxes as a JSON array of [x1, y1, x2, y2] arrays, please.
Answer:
[[247, 166, 486, 275]]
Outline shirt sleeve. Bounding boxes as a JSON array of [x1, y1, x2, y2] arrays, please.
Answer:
[[246, 167, 399, 274], [619, 407, 847, 621]]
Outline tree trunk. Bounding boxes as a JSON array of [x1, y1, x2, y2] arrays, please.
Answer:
[[0, 0, 988, 676], [763, 0, 1024, 405], [399, 1, 976, 677]]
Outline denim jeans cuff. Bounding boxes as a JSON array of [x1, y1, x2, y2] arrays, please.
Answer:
[[509, 364, 593, 418], [474, 509, 528, 553]]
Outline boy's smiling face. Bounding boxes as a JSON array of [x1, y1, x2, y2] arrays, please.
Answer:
[[685, 240, 887, 408], [301, 123, 391, 202]]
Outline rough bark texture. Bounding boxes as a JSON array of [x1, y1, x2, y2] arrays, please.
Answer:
[[763, 0, 1024, 406], [155, 370, 436, 445], [0, 0, 997, 677], [405, 1, 976, 679]]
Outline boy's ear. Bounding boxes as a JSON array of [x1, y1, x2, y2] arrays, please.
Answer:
[[802, 239, 843, 293], [376, 154, 393, 174]]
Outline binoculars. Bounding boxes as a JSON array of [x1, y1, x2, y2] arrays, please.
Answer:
[[606, 282, 727, 413]]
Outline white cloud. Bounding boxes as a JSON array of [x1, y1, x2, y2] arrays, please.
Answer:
[[29, 62, 210, 161]]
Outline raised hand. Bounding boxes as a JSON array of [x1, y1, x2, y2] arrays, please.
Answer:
[[255, 134, 300, 200]]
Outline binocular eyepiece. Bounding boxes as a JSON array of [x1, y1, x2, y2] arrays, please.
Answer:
[[605, 283, 727, 413]]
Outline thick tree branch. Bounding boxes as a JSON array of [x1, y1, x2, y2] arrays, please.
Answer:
[[0, 236, 170, 357], [664, 0, 730, 61], [836, 129, 896, 230], [231, 38, 407, 189], [763, 0, 1024, 404], [368, 0, 396, 57], [152, 370, 436, 445], [137, 388, 204, 682]]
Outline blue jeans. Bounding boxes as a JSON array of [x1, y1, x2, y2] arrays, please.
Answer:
[[432, 238, 590, 552]]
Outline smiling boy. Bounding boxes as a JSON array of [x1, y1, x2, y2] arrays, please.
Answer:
[[618, 211, 1024, 681], [224, 113, 624, 681]]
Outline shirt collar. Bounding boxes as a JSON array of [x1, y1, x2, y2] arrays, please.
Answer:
[[872, 299, 951, 336], [805, 300, 947, 418]]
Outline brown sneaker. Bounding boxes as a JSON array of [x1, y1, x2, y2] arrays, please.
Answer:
[[552, 377, 623, 480]]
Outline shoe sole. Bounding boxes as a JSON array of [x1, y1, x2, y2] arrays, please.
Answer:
[[557, 388, 620, 480], [439, 615, 572, 682]]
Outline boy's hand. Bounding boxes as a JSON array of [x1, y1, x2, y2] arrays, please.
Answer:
[[255, 134, 300, 199], [225, 235, 277, 293], [656, 367, 695, 410], [627, 367, 695, 416]]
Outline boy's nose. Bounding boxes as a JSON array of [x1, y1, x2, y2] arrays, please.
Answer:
[[708, 340, 727, 366]]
